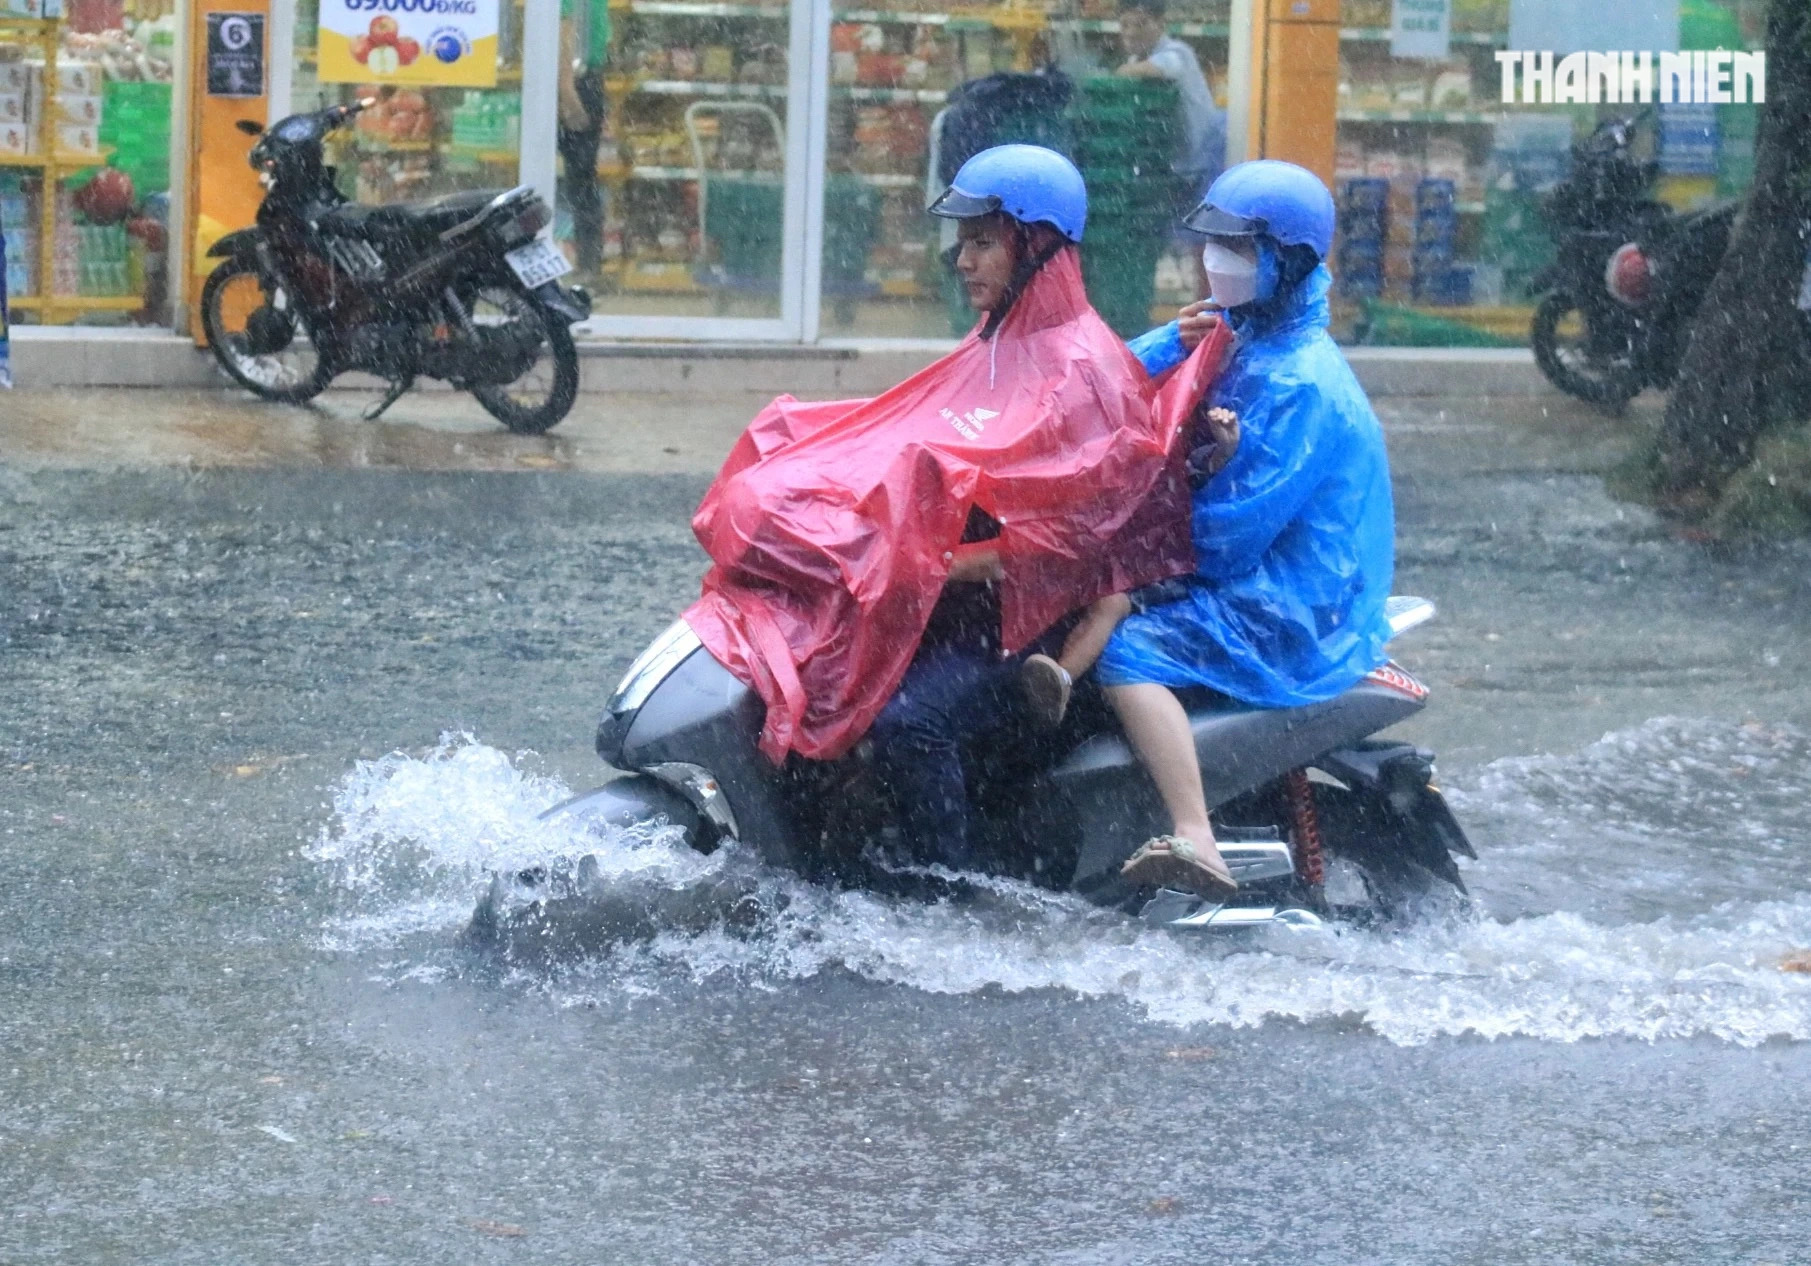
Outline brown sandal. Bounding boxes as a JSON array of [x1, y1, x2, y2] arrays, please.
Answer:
[[1120, 835, 1239, 899]]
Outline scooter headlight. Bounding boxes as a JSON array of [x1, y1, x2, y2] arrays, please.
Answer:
[[608, 619, 703, 715]]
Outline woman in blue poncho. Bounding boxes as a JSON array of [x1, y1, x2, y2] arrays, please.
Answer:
[[1025, 160, 1397, 897]]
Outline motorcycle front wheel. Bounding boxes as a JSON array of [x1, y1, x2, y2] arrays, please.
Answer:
[[1530, 292, 1642, 411], [200, 258, 334, 404], [466, 285, 580, 435]]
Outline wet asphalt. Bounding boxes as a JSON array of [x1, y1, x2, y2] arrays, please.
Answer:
[[3, 384, 1810, 1263]]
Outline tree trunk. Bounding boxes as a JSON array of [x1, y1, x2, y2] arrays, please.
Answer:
[[1650, 0, 1811, 504]]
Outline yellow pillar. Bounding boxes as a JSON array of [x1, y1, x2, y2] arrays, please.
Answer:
[[1247, 0, 1340, 186], [184, 1, 272, 342]]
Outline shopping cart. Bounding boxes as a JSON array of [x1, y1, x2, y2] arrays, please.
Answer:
[[684, 101, 878, 316]]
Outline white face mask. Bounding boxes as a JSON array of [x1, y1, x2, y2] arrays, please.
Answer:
[[1201, 240, 1258, 309]]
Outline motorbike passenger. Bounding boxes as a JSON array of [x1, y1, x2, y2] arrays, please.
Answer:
[[1048, 159, 1396, 898]]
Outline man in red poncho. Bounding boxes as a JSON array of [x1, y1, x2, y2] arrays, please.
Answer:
[[685, 145, 1227, 869]]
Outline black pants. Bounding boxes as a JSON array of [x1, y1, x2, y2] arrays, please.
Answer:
[[557, 69, 607, 275], [869, 640, 1024, 871]]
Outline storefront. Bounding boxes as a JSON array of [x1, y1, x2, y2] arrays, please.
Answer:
[[1327, 0, 1768, 346], [0, 2, 176, 326], [0, 0, 1770, 348]]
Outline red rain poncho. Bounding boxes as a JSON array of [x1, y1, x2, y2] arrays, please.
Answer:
[[685, 247, 1230, 762]]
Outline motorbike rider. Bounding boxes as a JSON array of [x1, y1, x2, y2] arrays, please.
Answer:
[[1050, 159, 1397, 897], [869, 144, 1132, 872]]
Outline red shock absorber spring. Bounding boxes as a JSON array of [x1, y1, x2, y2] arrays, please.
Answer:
[[1285, 767, 1324, 887]]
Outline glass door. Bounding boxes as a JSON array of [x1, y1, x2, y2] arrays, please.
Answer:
[[286, 0, 532, 209], [562, 0, 815, 339], [812, 0, 1234, 341]]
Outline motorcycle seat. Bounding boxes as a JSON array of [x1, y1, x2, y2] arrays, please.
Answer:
[[320, 189, 511, 240]]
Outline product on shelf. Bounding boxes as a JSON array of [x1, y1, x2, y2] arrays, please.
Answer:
[[448, 89, 519, 153], [1411, 178, 1466, 304], [1336, 177, 1388, 299], [355, 87, 436, 143], [1073, 75, 1180, 336]]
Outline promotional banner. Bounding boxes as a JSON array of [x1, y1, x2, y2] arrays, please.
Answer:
[[1509, 0, 1679, 56], [317, 0, 499, 88], [1391, 0, 1451, 61]]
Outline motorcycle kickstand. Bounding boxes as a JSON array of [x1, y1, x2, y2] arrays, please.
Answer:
[[364, 375, 414, 421]]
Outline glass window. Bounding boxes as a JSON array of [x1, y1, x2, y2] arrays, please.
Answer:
[[816, 0, 1230, 341], [0, 1, 177, 326], [557, 0, 793, 321], [291, 0, 527, 209], [1331, 0, 1765, 348]]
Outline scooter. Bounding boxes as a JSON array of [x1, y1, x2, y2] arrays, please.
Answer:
[[467, 595, 1476, 958], [201, 98, 591, 434], [1530, 111, 1738, 410]]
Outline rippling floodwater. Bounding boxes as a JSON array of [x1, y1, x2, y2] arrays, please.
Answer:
[[314, 723, 1811, 1049], [7, 444, 1811, 1263]]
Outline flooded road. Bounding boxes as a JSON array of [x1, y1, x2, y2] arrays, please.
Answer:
[[3, 388, 1810, 1262]]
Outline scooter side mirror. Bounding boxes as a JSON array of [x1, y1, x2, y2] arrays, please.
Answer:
[[235, 119, 264, 137]]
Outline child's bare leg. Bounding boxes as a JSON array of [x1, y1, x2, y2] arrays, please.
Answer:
[[1057, 591, 1133, 679], [1022, 592, 1133, 729]]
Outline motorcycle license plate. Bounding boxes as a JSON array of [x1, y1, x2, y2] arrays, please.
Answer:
[[506, 239, 573, 289]]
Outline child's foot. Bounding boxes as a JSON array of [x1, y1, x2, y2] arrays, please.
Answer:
[[1021, 654, 1073, 729], [1120, 834, 1238, 899]]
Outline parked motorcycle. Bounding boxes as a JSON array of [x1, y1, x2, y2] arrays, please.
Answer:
[[201, 99, 590, 433], [1530, 110, 1738, 410], [467, 596, 1476, 958]]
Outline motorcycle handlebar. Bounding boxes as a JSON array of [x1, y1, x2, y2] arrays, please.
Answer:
[[327, 96, 378, 127]]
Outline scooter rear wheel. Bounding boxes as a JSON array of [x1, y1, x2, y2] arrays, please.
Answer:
[[467, 285, 580, 435], [1531, 292, 1642, 411]]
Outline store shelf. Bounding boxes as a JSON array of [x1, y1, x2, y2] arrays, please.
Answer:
[[630, 0, 787, 14], [1048, 18, 1228, 36], [614, 261, 704, 294], [1340, 26, 1505, 46], [837, 85, 947, 103], [0, 148, 111, 168], [631, 164, 783, 183], [1337, 109, 1503, 124], [634, 78, 787, 98], [444, 145, 520, 164], [328, 137, 438, 153], [10, 294, 142, 312], [614, 164, 917, 189]]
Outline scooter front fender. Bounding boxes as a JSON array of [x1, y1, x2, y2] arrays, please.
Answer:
[[533, 280, 592, 324], [207, 227, 263, 261], [541, 775, 702, 841]]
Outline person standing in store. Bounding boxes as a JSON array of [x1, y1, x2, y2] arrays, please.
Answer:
[[559, 0, 611, 279], [1115, 0, 1226, 226]]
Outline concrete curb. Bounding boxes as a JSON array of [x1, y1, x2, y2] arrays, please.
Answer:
[[6, 327, 1560, 398]]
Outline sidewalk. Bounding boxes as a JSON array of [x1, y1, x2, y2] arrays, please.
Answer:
[[0, 378, 1632, 478], [4, 325, 1558, 399]]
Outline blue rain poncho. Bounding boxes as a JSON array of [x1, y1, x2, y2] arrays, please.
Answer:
[[1103, 264, 1394, 706]]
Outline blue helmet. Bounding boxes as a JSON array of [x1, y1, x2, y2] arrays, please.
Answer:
[[928, 144, 1087, 243], [1186, 159, 1335, 262]]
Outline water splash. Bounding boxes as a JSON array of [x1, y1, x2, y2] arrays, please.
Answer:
[[309, 725, 1811, 1046]]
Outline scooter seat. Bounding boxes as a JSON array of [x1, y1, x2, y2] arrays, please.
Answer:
[[1047, 680, 1424, 805], [320, 189, 511, 240]]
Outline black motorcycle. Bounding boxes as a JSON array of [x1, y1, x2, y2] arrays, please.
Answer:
[[467, 596, 1476, 961], [201, 99, 590, 434], [1530, 111, 1738, 411]]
